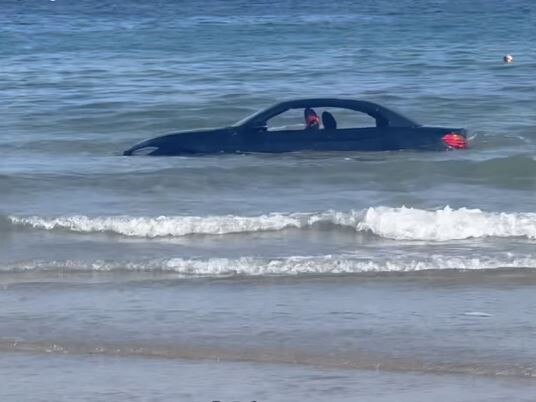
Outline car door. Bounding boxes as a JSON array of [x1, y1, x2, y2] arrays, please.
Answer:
[[247, 127, 325, 152], [315, 108, 400, 151], [243, 108, 327, 152], [321, 127, 400, 151]]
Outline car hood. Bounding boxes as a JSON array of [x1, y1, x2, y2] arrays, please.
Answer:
[[123, 127, 232, 155]]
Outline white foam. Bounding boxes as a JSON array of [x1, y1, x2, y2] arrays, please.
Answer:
[[7, 211, 362, 238], [462, 312, 493, 318], [8, 206, 536, 241], [7, 255, 536, 276], [358, 206, 536, 241]]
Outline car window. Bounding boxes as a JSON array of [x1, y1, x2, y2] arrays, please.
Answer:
[[265, 107, 378, 132], [266, 108, 307, 132], [320, 108, 376, 129]]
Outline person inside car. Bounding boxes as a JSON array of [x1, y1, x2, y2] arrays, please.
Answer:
[[304, 107, 320, 130]]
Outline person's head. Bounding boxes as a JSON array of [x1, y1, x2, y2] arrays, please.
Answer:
[[304, 107, 320, 129]]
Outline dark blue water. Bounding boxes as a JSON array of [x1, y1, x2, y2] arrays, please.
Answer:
[[1, 1, 536, 400]]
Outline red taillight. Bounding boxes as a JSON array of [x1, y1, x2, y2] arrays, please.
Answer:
[[442, 133, 468, 149]]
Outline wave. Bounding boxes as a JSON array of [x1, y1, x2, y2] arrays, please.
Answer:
[[1, 339, 534, 379], [6, 255, 536, 276], [359, 206, 536, 241], [7, 206, 536, 241], [7, 211, 362, 237]]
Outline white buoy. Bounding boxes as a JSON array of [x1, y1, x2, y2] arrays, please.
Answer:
[[503, 54, 513, 64]]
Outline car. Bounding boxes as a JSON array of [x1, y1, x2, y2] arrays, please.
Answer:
[[123, 98, 468, 156]]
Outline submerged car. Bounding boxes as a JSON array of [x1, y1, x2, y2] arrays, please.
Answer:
[[123, 98, 468, 155]]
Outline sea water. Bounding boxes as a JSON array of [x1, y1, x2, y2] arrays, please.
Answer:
[[1, 0, 536, 400]]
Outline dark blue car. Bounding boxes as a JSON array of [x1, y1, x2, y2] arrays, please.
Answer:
[[123, 98, 468, 155]]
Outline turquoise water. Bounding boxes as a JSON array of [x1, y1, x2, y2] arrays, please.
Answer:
[[1, 1, 536, 400]]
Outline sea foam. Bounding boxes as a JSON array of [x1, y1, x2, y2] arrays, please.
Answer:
[[8, 206, 536, 241], [7, 254, 536, 276], [7, 211, 361, 237], [358, 206, 536, 241]]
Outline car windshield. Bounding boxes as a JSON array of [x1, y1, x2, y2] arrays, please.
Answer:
[[232, 109, 266, 127]]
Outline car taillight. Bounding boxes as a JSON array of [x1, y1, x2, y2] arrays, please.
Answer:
[[442, 133, 468, 149]]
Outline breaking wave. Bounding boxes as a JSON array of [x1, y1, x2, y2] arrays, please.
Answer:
[[6, 254, 536, 276], [8, 211, 359, 237], [7, 206, 536, 241], [360, 206, 536, 241]]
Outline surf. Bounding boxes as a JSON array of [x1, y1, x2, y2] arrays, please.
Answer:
[[7, 206, 536, 241]]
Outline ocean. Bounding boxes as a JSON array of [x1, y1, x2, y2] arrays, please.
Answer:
[[1, 0, 536, 400]]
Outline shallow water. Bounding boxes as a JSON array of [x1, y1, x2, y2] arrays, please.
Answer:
[[2, 0, 536, 400], [5, 353, 536, 402]]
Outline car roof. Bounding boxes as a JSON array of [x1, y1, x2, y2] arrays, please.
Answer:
[[236, 98, 420, 128]]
